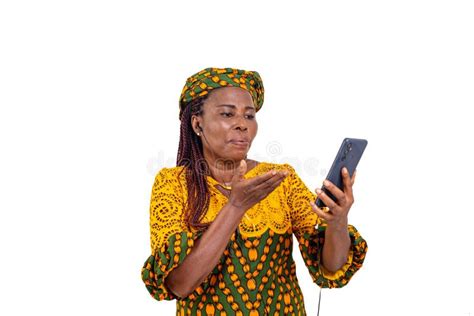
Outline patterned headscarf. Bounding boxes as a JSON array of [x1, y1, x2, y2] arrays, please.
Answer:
[[179, 67, 264, 120]]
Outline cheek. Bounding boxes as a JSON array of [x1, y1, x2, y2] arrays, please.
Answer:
[[205, 125, 228, 147], [250, 121, 258, 137]]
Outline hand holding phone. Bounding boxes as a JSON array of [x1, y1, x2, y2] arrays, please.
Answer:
[[315, 138, 367, 208]]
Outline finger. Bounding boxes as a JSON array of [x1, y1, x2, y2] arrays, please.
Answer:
[[341, 167, 354, 200], [309, 200, 333, 222], [351, 169, 357, 186], [264, 173, 288, 192], [250, 167, 289, 186], [253, 173, 288, 201], [254, 171, 288, 192], [321, 179, 346, 205], [315, 188, 339, 210], [246, 169, 281, 187]]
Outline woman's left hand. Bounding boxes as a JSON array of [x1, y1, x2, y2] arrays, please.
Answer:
[[310, 167, 357, 227]]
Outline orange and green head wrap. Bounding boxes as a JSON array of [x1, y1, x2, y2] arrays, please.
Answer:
[[179, 67, 264, 120]]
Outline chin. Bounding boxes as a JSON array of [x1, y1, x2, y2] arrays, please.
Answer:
[[232, 153, 248, 161], [225, 151, 248, 162]]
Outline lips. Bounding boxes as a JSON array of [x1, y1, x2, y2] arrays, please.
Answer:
[[229, 139, 250, 147], [229, 139, 250, 144]]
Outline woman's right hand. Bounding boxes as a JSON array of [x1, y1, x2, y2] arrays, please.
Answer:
[[228, 160, 289, 212]]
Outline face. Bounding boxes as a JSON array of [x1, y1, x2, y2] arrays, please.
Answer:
[[191, 86, 258, 165]]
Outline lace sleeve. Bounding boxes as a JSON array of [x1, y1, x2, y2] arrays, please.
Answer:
[[148, 167, 186, 252], [140, 167, 213, 300]]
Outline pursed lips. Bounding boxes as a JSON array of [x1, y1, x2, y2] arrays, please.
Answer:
[[229, 139, 250, 146]]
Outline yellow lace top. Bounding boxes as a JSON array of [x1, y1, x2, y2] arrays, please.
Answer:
[[142, 161, 368, 315], [150, 162, 323, 249]]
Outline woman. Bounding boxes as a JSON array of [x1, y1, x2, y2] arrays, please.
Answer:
[[141, 67, 368, 315]]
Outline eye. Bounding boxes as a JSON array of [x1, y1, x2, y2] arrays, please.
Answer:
[[246, 114, 255, 119], [221, 112, 233, 117]]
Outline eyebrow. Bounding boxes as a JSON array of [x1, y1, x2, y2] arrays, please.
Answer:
[[216, 104, 256, 111]]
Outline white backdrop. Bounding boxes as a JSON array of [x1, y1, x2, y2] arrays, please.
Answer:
[[1, 1, 473, 315]]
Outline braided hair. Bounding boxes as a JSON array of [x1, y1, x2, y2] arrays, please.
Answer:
[[177, 94, 212, 232]]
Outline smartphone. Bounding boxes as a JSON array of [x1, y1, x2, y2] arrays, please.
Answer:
[[315, 138, 368, 208]]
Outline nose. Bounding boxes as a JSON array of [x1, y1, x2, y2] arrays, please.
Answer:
[[234, 115, 248, 131]]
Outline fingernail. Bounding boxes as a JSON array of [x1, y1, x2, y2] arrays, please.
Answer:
[[323, 180, 330, 186], [343, 167, 348, 174], [271, 170, 276, 175], [316, 188, 322, 194]]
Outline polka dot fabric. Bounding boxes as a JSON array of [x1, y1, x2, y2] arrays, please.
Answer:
[[179, 67, 264, 120]]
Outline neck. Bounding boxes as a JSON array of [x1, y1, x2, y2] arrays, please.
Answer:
[[205, 156, 251, 185], [200, 150, 254, 186]]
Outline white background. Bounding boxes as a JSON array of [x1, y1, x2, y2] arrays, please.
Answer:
[[1, 0, 473, 315]]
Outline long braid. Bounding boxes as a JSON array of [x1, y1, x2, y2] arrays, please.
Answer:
[[177, 95, 212, 232]]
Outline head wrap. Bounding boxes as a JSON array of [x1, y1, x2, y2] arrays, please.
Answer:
[[179, 67, 264, 120]]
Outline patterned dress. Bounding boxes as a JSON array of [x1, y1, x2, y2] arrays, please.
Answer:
[[141, 162, 368, 315]]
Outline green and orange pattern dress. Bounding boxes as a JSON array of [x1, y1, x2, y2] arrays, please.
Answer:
[[141, 162, 368, 315]]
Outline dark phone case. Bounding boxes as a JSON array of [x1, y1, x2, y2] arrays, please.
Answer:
[[315, 138, 368, 208]]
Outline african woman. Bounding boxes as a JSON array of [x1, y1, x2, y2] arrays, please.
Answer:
[[141, 67, 368, 315]]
